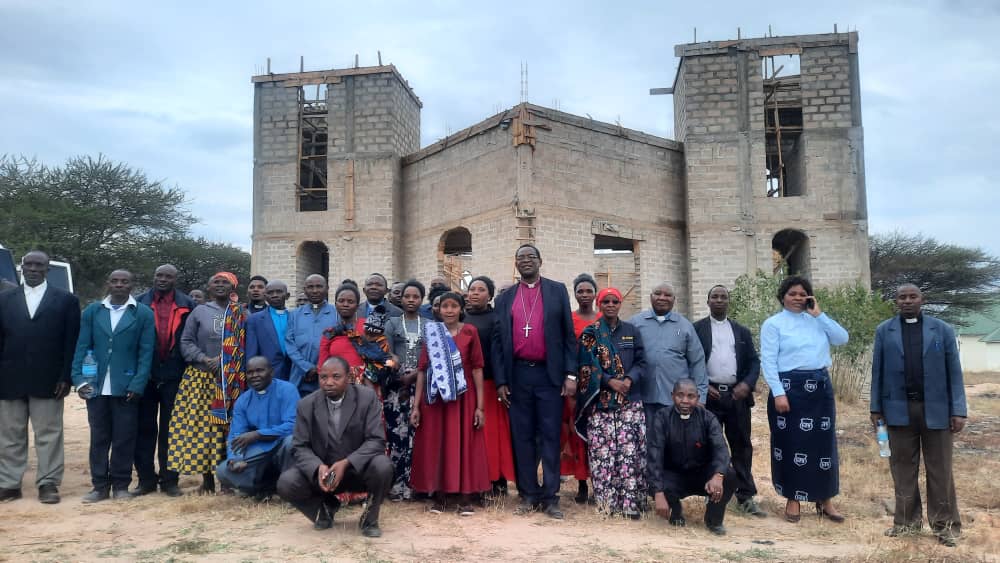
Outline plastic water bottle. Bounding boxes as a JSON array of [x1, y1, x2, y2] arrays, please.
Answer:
[[81, 350, 98, 399], [876, 420, 891, 458]]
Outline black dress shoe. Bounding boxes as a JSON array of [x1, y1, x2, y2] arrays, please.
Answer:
[[113, 489, 135, 500], [669, 514, 686, 527], [361, 524, 382, 538], [314, 501, 335, 530], [707, 524, 727, 536], [38, 484, 60, 504], [82, 489, 110, 503], [132, 483, 157, 496], [543, 504, 564, 520], [0, 488, 22, 502], [161, 483, 183, 497]]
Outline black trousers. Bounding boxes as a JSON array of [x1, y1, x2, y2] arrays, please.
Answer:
[[87, 395, 140, 491], [508, 360, 563, 506], [662, 466, 736, 527], [134, 379, 180, 487], [277, 454, 393, 528], [706, 386, 757, 501]]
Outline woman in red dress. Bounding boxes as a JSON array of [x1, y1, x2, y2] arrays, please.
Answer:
[[410, 292, 490, 515], [464, 276, 515, 497], [563, 273, 600, 503]]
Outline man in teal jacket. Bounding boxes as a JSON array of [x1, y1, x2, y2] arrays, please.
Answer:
[[870, 283, 966, 546], [71, 270, 155, 502]]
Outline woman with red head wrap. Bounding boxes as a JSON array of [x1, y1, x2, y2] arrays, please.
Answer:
[[167, 272, 246, 493], [575, 286, 648, 518]]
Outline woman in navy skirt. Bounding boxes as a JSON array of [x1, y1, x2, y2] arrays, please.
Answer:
[[760, 276, 848, 523]]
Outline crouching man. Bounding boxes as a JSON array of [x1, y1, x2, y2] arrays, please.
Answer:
[[277, 356, 392, 537], [216, 356, 298, 499], [646, 378, 736, 535]]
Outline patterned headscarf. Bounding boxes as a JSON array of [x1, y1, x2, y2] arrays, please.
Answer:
[[211, 271, 240, 303]]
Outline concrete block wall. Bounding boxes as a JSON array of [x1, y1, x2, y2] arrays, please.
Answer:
[[327, 72, 420, 156], [675, 33, 869, 317]]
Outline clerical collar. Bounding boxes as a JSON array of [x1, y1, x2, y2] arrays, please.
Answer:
[[328, 396, 344, 407], [679, 413, 691, 420], [903, 316, 920, 324], [272, 308, 287, 315], [710, 316, 728, 325], [520, 280, 538, 289], [256, 388, 268, 395]]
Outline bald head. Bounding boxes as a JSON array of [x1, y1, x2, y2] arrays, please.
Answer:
[[895, 283, 924, 319], [20, 251, 50, 287], [153, 264, 178, 292], [304, 274, 328, 305], [265, 280, 290, 310]]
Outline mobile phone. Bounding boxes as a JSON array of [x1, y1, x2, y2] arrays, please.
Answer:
[[805, 297, 815, 310], [322, 470, 337, 488]]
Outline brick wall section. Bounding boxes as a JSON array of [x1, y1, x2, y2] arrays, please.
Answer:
[[800, 45, 853, 129]]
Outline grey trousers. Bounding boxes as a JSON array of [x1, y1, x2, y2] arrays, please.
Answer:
[[0, 397, 65, 489], [887, 401, 961, 535]]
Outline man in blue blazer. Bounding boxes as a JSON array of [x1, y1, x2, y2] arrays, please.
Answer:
[[71, 270, 155, 502], [493, 244, 577, 519], [871, 283, 966, 546], [246, 280, 292, 382]]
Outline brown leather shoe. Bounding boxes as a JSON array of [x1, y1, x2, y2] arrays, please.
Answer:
[[784, 499, 801, 523], [816, 502, 845, 523]]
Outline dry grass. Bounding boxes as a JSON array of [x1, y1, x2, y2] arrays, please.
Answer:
[[4, 384, 998, 562]]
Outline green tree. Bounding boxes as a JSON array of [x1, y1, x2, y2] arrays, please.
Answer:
[[870, 231, 1000, 326], [0, 155, 251, 301], [132, 236, 251, 296]]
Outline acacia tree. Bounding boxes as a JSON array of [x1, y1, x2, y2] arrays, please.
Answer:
[[0, 155, 248, 300], [870, 231, 1000, 325]]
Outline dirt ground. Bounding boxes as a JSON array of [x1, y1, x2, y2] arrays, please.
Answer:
[[2, 374, 998, 562]]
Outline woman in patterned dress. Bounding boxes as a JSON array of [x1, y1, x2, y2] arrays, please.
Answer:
[[167, 272, 246, 493], [575, 287, 647, 518], [383, 280, 426, 501]]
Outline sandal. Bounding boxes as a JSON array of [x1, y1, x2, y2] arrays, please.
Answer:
[[784, 500, 801, 523]]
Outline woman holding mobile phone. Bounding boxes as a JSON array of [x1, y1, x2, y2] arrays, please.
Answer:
[[760, 276, 849, 524]]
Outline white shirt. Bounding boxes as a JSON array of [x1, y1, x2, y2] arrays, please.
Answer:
[[706, 317, 738, 385], [23, 280, 47, 319], [99, 295, 138, 396]]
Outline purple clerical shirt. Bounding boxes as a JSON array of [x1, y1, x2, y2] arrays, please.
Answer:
[[511, 281, 546, 361]]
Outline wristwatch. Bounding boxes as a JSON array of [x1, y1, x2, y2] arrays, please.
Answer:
[[566, 375, 578, 382]]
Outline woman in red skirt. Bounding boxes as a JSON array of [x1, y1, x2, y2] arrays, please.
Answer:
[[410, 292, 490, 515], [562, 273, 600, 503], [464, 276, 515, 497]]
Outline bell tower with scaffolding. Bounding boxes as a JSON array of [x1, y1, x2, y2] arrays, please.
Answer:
[[672, 31, 870, 312], [250, 63, 421, 298]]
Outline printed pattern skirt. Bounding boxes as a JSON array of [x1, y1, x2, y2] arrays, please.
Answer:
[[167, 366, 228, 475], [586, 401, 647, 515]]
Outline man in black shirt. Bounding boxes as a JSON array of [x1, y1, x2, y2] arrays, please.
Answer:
[[646, 378, 735, 535]]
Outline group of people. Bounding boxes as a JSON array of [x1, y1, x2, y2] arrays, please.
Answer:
[[0, 247, 966, 546]]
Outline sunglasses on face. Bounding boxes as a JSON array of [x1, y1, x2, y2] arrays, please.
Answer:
[[601, 299, 621, 305]]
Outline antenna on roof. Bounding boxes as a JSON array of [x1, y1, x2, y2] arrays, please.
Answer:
[[378, 50, 383, 65], [300, 56, 304, 73], [520, 62, 529, 103]]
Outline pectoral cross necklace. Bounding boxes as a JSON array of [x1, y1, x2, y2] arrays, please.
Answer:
[[518, 283, 541, 338]]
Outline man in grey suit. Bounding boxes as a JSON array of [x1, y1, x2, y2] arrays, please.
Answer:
[[871, 283, 966, 547], [277, 356, 392, 537], [0, 250, 81, 504]]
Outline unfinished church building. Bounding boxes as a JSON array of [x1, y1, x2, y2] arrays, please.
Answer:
[[250, 31, 869, 317]]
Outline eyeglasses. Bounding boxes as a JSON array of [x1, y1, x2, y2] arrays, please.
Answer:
[[600, 299, 621, 305]]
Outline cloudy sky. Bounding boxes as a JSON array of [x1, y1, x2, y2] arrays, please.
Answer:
[[1, 0, 997, 257]]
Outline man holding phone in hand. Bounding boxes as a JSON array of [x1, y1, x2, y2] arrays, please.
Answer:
[[277, 356, 392, 537], [71, 269, 155, 503]]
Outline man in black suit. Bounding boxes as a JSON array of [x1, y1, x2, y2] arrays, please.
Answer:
[[0, 250, 81, 504], [277, 356, 392, 537], [693, 285, 764, 517], [133, 264, 195, 497], [360, 273, 403, 318], [493, 244, 577, 519]]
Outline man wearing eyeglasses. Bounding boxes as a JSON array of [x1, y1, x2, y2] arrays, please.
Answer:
[[492, 244, 577, 519]]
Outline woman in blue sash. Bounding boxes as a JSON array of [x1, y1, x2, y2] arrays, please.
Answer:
[[760, 276, 848, 523]]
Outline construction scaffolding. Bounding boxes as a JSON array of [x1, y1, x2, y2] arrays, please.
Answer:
[[763, 55, 803, 198], [297, 84, 329, 211]]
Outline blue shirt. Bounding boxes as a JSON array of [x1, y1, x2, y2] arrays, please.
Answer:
[[226, 378, 299, 460], [760, 309, 849, 397], [627, 309, 708, 405], [285, 302, 337, 393], [269, 308, 289, 355]]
